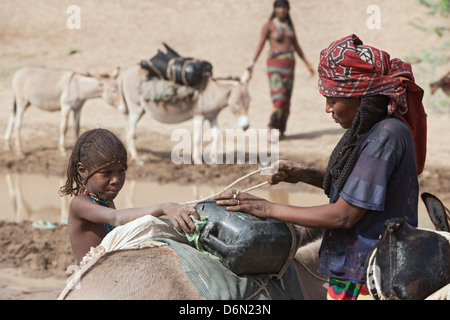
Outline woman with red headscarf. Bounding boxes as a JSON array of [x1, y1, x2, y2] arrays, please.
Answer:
[[248, 0, 315, 139], [216, 34, 427, 300]]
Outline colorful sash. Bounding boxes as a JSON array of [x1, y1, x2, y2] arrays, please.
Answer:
[[327, 277, 372, 300], [267, 52, 295, 133]]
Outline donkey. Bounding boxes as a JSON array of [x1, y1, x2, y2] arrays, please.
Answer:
[[4, 66, 120, 156], [107, 65, 251, 164], [365, 218, 450, 300], [60, 246, 205, 300], [430, 71, 450, 96], [59, 225, 326, 300], [365, 193, 450, 300]]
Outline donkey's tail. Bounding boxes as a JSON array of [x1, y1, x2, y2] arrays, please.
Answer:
[[12, 96, 17, 115]]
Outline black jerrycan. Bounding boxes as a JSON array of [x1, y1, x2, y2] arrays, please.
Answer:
[[195, 200, 301, 275]]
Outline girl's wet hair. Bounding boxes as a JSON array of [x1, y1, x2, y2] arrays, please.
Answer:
[[59, 128, 128, 197]]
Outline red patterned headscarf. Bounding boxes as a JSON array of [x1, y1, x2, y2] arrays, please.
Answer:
[[318, 34, 427, 174]]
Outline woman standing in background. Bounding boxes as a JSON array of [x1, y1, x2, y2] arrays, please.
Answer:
[[248, 0, 315, 139]]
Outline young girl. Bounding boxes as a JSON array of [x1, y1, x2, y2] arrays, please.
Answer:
[[59, 128, 199, 264]]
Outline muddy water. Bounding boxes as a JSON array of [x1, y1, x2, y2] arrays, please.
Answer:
[[0, 173, 434, 228]]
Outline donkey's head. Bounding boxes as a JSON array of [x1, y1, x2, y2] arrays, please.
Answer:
[[88, 67, 122, 111], [99, 67, 121, 108], [227, 70, 251, 131]]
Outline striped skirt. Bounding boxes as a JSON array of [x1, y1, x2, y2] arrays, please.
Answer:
[[266, 52, 295, 134]]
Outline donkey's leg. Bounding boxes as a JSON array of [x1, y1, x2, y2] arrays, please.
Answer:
[[192, 115, 204, 164], [4, 98, 17, 151], [12, 99, 29, 156], [127, 108, 144, 162], [72, 103, 84, 138], [4, 113, 15, 151], [59, 104, 71, 156]]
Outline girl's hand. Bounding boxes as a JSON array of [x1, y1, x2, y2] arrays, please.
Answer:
[[163, 203, 200, 234], [214, 189, 272, 220], [267, 160, 305, 185]]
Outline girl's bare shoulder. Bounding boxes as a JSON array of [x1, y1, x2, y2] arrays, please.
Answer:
[[69, 195, 92, 217]]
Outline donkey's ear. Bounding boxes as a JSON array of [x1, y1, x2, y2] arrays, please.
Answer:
[[421, 192, 450, 232], [240, 69, 251, 85], [111, 67, 120, 79]]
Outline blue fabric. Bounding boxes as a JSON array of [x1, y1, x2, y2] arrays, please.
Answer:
[[318, 118, 419, 284]]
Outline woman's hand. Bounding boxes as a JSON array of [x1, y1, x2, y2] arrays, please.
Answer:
[[306, 62, 315, 77], [214, 189, 272, 220], [267, 160, 305, 185], [247, 61, 255, 75], [307, 63, 315, 77], [163, 202, 200, 234]]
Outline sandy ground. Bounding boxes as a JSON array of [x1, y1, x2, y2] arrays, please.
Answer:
[[0, 0, 449, 300]]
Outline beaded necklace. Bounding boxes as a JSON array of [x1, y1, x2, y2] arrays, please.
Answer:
[[273, 17, 292, 42], [83, 189, 114, 233]]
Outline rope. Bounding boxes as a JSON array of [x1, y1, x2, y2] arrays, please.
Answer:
[[245, 276, 272, 300], [166, 58, 176, 82], [182, 167, 273, 205], [269, 223, 298, 281], [146, 60, 165, 79], [166, 57, 201, 86], [366, 247, 388, 300]]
